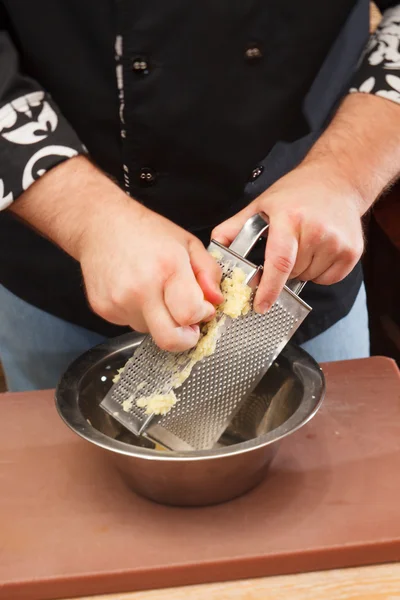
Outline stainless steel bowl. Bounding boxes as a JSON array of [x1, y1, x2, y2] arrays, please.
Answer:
[[55, 333, 325, 506]]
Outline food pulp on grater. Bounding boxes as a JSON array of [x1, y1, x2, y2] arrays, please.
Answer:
[[220, 267, 252, 318], [112, 367, 124, 384], [122, 390, 178, 415], [209, 248, 223, 261], [119, 260, 252, 416]]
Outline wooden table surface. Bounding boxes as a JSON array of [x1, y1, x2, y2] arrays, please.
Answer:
[[1, 356, 399, 600], [65, 355, 400, 600], [68, 563, 400, 600], [0, 357, 390, 600]]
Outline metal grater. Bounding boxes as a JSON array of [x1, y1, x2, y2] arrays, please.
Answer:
[[100, 212, 311, 451]]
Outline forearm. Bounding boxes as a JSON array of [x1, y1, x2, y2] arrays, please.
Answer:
[[302, 93, 400, 213], [9, 156, 143, 260]]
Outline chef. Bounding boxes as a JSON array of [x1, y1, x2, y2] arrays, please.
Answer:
[[0, 1, 399, 391]]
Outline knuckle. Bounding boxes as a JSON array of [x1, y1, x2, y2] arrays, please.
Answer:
[[259, 285, 280, 306], [316, 263, 351, 285], [89, 296, 115, 321], [340, 244, 360, 265], [272, 254, 293, 275], [286, 209, 304, 228], [314, 273, 330, 285], [321, 272, 342, 285], [108, 288, 124, 308], [176, 303, 204, 326], [307, 222, 327, 246], [158, 254, 180, 276], [160, 242, 188, 264], [204, 259, 222, 281], [132, 322, 148, 334], [110, 284, 142, 307], [154, 333, 179, 353], [211, 226, 221, 239], [354, 237, 365, 258], [326, 234, 341, 255], [267, 288, 281, 303], [189, 237, 203, 251]]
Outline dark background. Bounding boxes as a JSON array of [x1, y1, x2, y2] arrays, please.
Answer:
[[1, 3, 398, 391]]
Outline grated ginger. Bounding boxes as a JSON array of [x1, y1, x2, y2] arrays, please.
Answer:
[[118, 261, 252, 419], [191, 316, 224, 362], [220, 267, 252, 318], [122, 391, 178, 415], [136, 391, 178, 415], [112, 367, 124, 383], [209, 248, 223, 261], [164, 315, 226, 393], [122, 395, 134, 412]]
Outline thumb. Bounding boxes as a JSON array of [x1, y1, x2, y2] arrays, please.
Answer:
[[189, 240, 224, 306], [211, 205, 258, 248]]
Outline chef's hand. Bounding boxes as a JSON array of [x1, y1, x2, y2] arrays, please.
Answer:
[[80, 203, 223, 351], [212, 162, 364, 313], [10, 156, 223, 351]]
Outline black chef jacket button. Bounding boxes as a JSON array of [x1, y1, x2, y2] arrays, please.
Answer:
[[139, 167, 157, 186], [132, 56, 150, 75], [249, 165, 264, 181], [245, 45, 263, 61]]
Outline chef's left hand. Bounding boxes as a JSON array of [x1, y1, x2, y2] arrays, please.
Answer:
[[212, 161, 365, 313]]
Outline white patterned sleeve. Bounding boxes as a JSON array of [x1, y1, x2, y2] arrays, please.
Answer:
[[0, 30, 87, 210], [349, 5, 400, 105]]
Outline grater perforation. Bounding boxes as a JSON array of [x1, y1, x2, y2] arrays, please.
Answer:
[[100, 212, 311, 451]]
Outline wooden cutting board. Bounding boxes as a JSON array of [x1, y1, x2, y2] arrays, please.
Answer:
[[0, 357, 400, 600]]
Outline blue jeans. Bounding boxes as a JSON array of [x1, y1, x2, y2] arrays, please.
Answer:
[[0, 283, 370, 392]]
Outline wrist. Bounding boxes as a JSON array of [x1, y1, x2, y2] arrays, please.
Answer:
[[68, 160, 146, 261], [10, 155, 145, 261], [77, 188, 146, 262], [300, 93, 400, 215], [296, 157, 367, 216]]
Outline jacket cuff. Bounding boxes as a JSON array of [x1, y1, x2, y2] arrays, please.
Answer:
[[0, 91, 87, 210], [349, 6, 400, 105]]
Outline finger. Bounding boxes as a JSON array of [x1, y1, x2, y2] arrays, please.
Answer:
[[142, 293, 200, 352], [312, 259, 355, 286], [290, 221, 330, 278], [211, 205, 258, 248], [189, 239, 224, 305], [309, 237, 362, 285], [290, 251, 313, 280], [123, 310, 148, 333], [254, 217, 298, 313], [296, 244, 337, 282], [289, 235, 313, 279], [164, 259, 216, 327]]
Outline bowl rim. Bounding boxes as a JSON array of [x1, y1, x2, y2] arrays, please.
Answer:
[[55, 333, 325, 462]]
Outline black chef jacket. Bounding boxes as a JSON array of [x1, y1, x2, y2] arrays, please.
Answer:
[[0, 0, 398, 344]]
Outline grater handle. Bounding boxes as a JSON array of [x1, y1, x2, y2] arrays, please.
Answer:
[[228, 212, 270, 257], [227, 212, 306, 296], [286, 279, 306, 295]]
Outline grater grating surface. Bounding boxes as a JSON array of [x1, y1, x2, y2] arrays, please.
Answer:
[[100, 213, 311, 451]]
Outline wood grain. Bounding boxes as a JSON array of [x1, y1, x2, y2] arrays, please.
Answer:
[[67, 563, 400, 600]]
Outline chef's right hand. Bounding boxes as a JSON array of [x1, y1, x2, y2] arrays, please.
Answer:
[[79, 202, 223, 351], [10, 156, 223, 352]]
